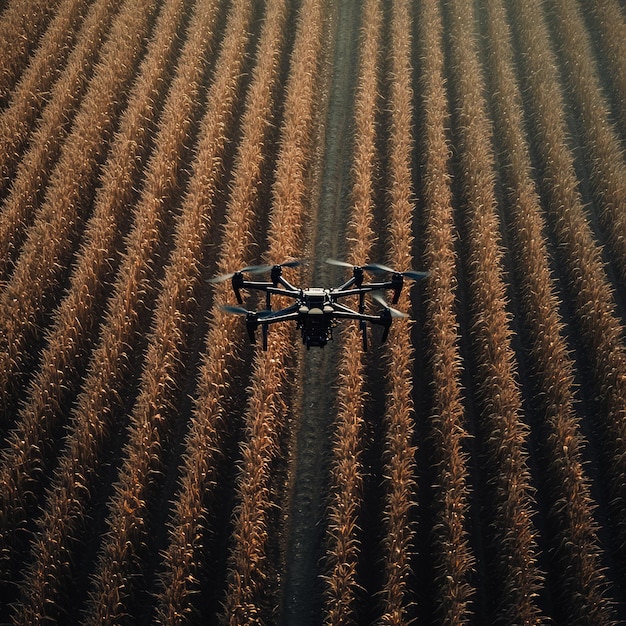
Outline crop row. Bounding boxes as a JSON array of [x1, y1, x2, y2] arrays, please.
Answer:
[[0, 0, 124, 282], [80, 0, 255, 621], [418, 0, 473, 622], [0, 0, 157, 414], [484, 0, 614, 621], [585, 0, 626, 135], [376, 0, 418, 622], [0, 0, 89, 193], [546, 0, 626, 283], [0, 0, 62, 104], [155, 0, 289, 620], [510, 0, 626, 567], [322, 0, 381, 623], [445, 0, 544, 621], [221, 0, 326, 620], [0, 0, 188, 565], [8, 0, 222, 619]]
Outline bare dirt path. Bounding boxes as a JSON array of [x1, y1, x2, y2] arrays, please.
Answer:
[[280, 0, 360, 622]]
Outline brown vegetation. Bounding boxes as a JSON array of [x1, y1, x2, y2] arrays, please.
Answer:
[[484, 0, 613, 621], [0, 0, 90, 192], [418, 0, 473, 621], [156, 0, 289, 620], [510, 0, 626, 567], [222, 0, 326, 620], [0, 0, 63, 104], [0, 0, 124, 281], [445, 0, 544, 621], [82, 0, 255, 620], [322, 0, 381, 623], [377, 0, 418, 622], [7, 0, 221, 620], [0, 0, 624, 622], [0, 0, 157, 411], [0, 0, 189, 559], [546, 0, 626, 282]]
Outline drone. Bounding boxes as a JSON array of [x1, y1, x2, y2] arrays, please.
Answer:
[[209, 259, 429, 350]]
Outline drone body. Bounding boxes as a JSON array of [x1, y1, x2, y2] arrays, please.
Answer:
[[212, 260, 428, 350]]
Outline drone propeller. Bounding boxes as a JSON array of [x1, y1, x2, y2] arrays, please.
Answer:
[[325, 258, 354, 268], [278, 259, 305, 268], [364, 262, 429, 280], [220, 304, 276, 317], [220, 304, 252, 315], [208, 265, 269, 284], [208, 260, 304, 283], [371, 292, 408, 318], [363, 262, 395, 273], [326, 258, 428, 280], [402, 269, 430, 280]]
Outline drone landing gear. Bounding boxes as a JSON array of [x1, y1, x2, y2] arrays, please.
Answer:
[[360, 319, 368, 351], [262, 322, 268, 351]]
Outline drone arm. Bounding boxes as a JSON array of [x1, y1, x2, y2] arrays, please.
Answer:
[[332, 274, 405, 303], [232, 280, 299, 313], [244, 304, 300, 345], [332, 302, 384, 322], [234, 280, 299, 296], [332, 303, 393, 342], [257, 303, 301, 324], [332, 282, 393, 298], [277, 274, 299, 292], [334, 276, 356, 291]]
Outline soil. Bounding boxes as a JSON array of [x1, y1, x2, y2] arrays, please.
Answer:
[[279, 0, 360, 622]]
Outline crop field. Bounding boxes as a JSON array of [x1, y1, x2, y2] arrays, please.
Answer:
[[0, 0, 625, 623]]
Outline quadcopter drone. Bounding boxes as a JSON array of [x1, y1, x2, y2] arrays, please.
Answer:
[[209, 259, 429, 350]]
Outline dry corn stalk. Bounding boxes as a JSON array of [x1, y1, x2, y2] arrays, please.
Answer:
[[445, 0, 544, 621], [0, 0, 156, 413], [323, 0, 381, 623], [156, 0, 288, 619], [10, 0, 221, 619], [418, 0, 473, 622], [223, 0, 326, 621], [83, 0, 255, 619], [0, 0, 190, 560], [511, 0, 626, 563], [484, 0, 613, 621]]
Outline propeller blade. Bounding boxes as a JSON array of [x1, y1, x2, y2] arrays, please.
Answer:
[[403, 270, 430, 281], [242, 259, 304, 272], [208, 264, 272, 282], [363, 262, 396, 274], [221, 304, 252, 316], [363, 263, 430, 280], [325, 258, 354, 268], [208, 259, 303, 283], [280, 259, 304, 268], [372, 292, 408, 318], [240, 264, 273, 274], [207, 272, 234, 284]]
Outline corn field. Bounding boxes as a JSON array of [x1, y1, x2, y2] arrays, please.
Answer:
[[0, 0, 624, 623]]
